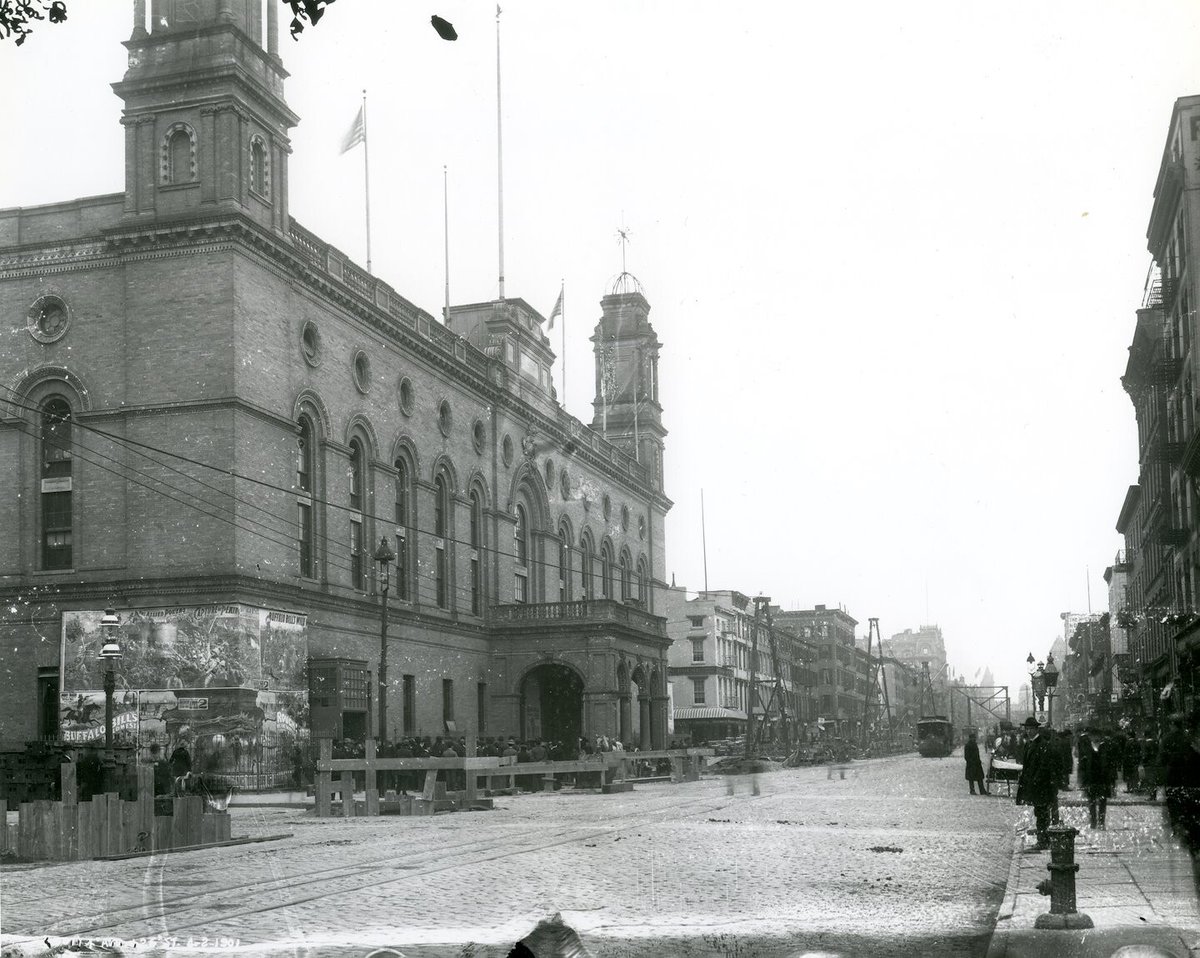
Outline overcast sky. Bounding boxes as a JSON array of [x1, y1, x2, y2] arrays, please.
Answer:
[[4, 1, 1198, 697]]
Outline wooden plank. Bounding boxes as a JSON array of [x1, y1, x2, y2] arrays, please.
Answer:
[[316, 738, 333, 817], [155, 816, 172, 851], [46, 801, 63, 861], [122, 801, 139, 855], [316, 755, 511, 772], [94, 795, 109, 859], [340, 772, 354, 818], [77, 800, 93, 861], [16, 803, 30, 859], [61, 803, 78, 861], [365, 788, 380, 816], [61, 763, 77, 804], [364, 738, 377, 798], [137, 769, 155, 849], [171, 798, 187, 850], [106, 793, 121, 858], [200, 813, 216, 846], [0, 799, 7, 855], [421, 770, 438, 801], [31, 801, 50, 861], [218, 813, 231, 843]]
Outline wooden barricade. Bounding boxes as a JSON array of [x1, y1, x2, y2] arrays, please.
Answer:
[[5, 764, 232, 862]]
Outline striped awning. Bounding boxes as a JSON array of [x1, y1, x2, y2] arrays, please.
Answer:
[[674, 707, 745, 720]]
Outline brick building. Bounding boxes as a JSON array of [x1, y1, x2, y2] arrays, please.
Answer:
[[773, 605, 865, 740], [0, 0, 673, 774]]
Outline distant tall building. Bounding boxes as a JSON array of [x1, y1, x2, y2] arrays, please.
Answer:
[[774, 605, 866, 739]]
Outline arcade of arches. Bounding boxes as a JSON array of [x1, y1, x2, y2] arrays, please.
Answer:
[[494, 650, 669, 749]]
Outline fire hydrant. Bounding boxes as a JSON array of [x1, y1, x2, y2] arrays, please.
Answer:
[[1033, 824, 1094, 929]]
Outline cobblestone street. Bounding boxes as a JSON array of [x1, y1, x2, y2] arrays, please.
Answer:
[[1, 754, 1020, 957]]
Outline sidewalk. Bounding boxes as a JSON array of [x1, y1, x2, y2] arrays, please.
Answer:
[[988, 791, 1200, 957]]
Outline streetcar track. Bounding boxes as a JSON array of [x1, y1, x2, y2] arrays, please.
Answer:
[[4, 785, 737, 941]]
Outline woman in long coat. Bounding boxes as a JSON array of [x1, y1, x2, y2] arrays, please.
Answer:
[[964, 732, 987, 795]]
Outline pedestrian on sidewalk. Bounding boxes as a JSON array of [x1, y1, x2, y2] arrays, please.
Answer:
[[1165, 719, 1200, 897], [964, 731, 988, 795], [1077, 727, 1115, 829], [1015, 716, 1059, 850], [1056, 728, 1074, 790]]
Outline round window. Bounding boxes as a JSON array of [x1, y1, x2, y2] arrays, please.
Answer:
[[621, 505, 630, 532], [398, 376, 414, 416], [438, 399, 453, 437], [473, 420, 486, 454], [353, 351, 371, 393], [28, 295, 70, 344], [544, 458, 555, 488], [559, 470, 570, 500], [502, 434, 514, 466], [301, 321, 321, 366]]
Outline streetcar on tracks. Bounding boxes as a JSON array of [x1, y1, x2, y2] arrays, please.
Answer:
[[915, 715, 954, 757]]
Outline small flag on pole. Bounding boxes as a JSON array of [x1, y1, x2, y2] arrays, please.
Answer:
[[547, 286, 563, 329], [340, 105, 366, 154]]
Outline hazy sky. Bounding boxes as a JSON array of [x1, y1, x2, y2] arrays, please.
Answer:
[[4, 1, 1199, 697]]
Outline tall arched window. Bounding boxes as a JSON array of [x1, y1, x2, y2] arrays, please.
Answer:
[[558, 521, 572, 603], [167, 127, 193, 183], [619, 550, 631, 603], [297, 417, 315, 578], [637, 557, 649, 609], [580, 531, 594, 600], [514, 503, 529, 604], [250, 137, 268, 195], [348, 439, 365, 589], [394, 458, 411, 601], [600, 541, 614, 600], [434, 472, 450, 609], [40, 397, 73, 570], [470, 489, 484, 615]]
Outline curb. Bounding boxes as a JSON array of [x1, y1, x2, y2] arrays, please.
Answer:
[[984, 820, 1027, 958]]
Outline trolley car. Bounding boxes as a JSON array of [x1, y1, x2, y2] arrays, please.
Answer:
[[915, 715, 954, 757]]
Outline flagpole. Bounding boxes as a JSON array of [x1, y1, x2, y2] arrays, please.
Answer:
[[496, 5, 505, 300], [560, 280, 566, 403], [443, 165, 450, 323], [362, 89, 372, 274]]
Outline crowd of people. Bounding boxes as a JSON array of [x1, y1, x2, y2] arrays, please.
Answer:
[[968, 715, 1200, 881], [328, 734, 674, 794]]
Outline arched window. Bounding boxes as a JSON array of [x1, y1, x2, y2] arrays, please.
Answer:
[[514, 503, 529, 604], [348, 439, 365, 589], [470, 489, 484, 615], [580, 531, 594, 600], [637, 557, 649, 609], [619, 550, 631, 603], [394, 457, 411, 601], [167, 127, 194, 184], [250, 137, 268, 195], [434, 472, 450, 609], [558, 522, 572, 603], [297, 417, 315, 578], [40, 397, 73, 570], [600, 541, 614, 600]]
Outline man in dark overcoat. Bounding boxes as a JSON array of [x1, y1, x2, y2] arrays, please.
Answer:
[[1015, 716, 1059, 850], [1077, 728, 1116, 829], [964, 731, 987, 795]]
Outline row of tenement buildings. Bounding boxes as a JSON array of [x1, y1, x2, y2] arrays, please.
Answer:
[[1101, 94, 1200, 733]]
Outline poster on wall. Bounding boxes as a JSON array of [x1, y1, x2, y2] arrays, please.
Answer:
[[61, 606, 310, 790]]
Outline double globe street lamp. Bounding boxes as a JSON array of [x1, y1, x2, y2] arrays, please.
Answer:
[[1026, 651, 1060, 728]]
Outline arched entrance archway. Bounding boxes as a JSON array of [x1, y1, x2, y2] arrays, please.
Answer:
[[520, 663, 584, 746]]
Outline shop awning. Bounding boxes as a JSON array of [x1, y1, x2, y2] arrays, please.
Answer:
[[674, 707, 745, 720]]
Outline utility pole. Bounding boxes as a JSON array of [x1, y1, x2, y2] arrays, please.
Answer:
[[745, 596, 768, 758], [754, 599, 788, 752]]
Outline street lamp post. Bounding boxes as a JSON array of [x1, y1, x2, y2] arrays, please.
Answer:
[[374, 537, 396, 742], [99, 607, 122, 751], [1043, 654, 1059, 729]]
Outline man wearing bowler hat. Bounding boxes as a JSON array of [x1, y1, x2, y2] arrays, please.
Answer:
[[1015, 715, 1059, 850]]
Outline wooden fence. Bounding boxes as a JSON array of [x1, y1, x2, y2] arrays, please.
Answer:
[[314, 740, 713, 818], [0, 763, 231, 862]]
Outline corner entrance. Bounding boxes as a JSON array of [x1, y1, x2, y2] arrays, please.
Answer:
[[520, 663, 584, 746]]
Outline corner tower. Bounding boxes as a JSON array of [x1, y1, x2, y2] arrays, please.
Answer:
[[112, 0, 297, 235], [591, 276, 666, 489]]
